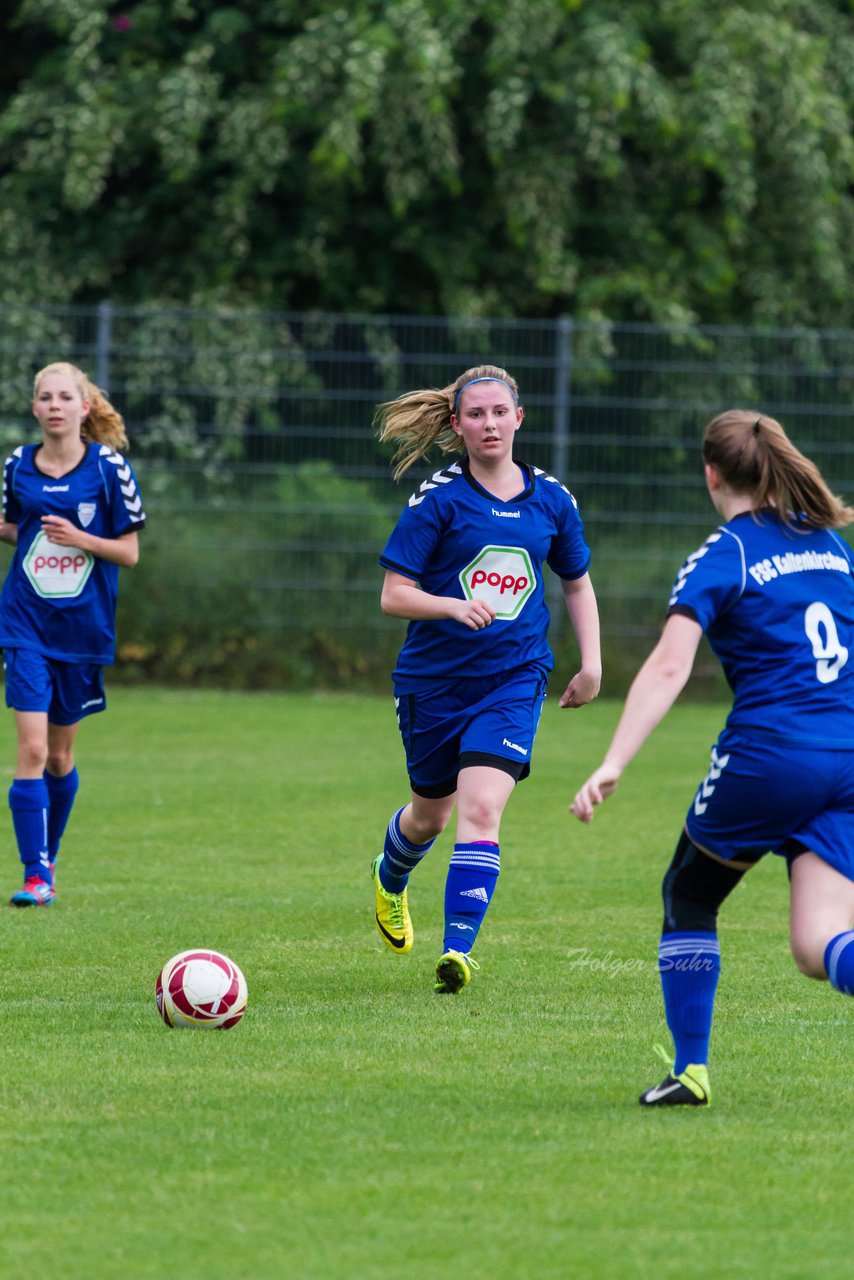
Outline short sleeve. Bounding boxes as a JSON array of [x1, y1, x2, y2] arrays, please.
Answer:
[[2, 451, 22, 523], [99, 448, 146, 535], [667, 529, 745, 630], [547, 487, 591, 581], [379, 492, 445, 582]]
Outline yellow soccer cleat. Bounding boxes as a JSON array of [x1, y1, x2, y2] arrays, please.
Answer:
[[434, 949, 479, 994], [371, 856, 413, 953], [639, 1049, 711, 1107]]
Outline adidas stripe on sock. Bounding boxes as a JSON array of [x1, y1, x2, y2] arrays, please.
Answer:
[[442, 842, 500, 954]]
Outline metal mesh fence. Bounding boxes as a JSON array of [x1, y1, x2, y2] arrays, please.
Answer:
[[1, 304, 853, 688]]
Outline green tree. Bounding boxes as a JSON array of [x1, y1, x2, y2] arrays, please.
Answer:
[[1, 0, 852, 325]]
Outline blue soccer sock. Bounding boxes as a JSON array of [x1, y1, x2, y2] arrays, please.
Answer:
[[378, 807, 436, 893], [658, 931, 721, 1073], [44, 766, 79, 865], [9, 778, 51, 884], [442, 842, 501, 955], [824, 931, 854, 995]]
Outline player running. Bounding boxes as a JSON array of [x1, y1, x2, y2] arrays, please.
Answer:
[[373, 363, 601, 993], [572, 409, 854, 1106], [0, 362, 145, 906]]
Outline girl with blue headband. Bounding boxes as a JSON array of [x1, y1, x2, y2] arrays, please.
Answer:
[[372, 364, 601, 994]]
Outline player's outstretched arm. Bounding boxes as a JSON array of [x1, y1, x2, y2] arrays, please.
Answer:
[[380, 569, 496, 630], [558, 572, 602, 707], [570, 613, 702, 822]]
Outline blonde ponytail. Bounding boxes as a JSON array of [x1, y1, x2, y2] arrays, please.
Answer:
[[375, 364, 521, 481]]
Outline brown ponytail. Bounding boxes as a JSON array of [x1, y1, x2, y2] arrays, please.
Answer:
[[703, 409, 854, 529]]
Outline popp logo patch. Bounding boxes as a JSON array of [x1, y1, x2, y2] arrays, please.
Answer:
[[459, 546, 536, 619], [23, 531, 94, 599]]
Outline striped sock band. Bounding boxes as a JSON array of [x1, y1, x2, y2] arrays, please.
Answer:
[[824, 931, 854, 996], [449, 843, 501, 876], [378, 807, 436, 893], [443, 842, 500, 954], [658, 931, 721, 1074]]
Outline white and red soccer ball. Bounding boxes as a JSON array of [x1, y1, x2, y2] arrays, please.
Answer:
[[156, 949, 248, 1030]]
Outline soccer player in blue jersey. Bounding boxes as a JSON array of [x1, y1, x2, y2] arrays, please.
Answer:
[[572, 409, 854, 1106], [372, 363, 601, 993], [0, 362, 145, 907]]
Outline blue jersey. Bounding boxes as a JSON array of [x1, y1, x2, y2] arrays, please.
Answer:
[[379, 459, 591, 689], [668, 511, 854, 748], [0, 442, 145, 664]]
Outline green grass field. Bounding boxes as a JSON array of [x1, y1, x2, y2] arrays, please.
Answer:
[[0, 688, 851, 1279]]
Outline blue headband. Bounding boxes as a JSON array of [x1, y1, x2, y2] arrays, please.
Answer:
[[453, 377, 518, 414]]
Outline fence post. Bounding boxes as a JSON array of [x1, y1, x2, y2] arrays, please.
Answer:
[[552, 313, 573, 481], [95, 300, 113, 391]]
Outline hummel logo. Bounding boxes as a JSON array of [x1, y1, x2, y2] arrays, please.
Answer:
[[502, 737, 527, 756], [460, 887, 489, 902], [643, 1079, 683, 1103]]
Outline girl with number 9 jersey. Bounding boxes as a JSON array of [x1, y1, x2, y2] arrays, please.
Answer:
[[0, 362, 145, 907], [572, 409, 854, 1108]]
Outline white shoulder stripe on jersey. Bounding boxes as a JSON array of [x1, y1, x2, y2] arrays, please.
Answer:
[[669, 530, 723, 607], [2, 447, 25, 518], [531, 466, 577, 506], [98, 445, 145, 522], [669, 526, 747, 609], [408, 461, 462, 508]]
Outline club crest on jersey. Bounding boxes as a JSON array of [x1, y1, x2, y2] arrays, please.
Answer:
[[459, 546, 536, 619], [77, 502, 96, 528], [23, 530, 94, 600]]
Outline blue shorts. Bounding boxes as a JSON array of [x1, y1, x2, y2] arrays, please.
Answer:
[[685, 729, 854, 879], [394, 667, 548, 798], [3, 648, 106, 725]]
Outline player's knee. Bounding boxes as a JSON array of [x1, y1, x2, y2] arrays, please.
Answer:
[[407, 799, 453, 843], [17, 739, 47, 774], [790, 933, 827, 980], [412, 814, 449, 842], [46, 747, 74, 776], [662, 831, 746, 933], [456, 789, 508, 841], [792, 951, 826, 981]]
